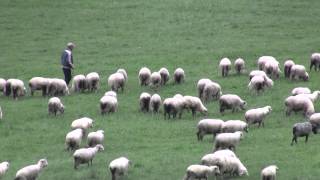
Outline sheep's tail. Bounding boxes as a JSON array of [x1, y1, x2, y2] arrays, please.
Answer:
[[110, 167, 116, 180], [5, 81, 11, 96]]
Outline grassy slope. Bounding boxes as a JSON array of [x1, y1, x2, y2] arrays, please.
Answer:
[[0, 0, 320, 179]]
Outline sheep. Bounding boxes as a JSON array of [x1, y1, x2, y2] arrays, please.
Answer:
[[109, 157, 131, 180], [0, 161, 9, 178], [196, 119, 224, 141], [261, 165, 279, 180], [14, 159, 48, 180], [245, 106, 272, 127], [309, 113, 320, 132], [285, 96, 314, 117], [138, 67, 151, 86], [257, 56, 277, 70], [290, 64, 309, 81], [184, 96, 208, 118], [222, 120, 248, 133], [249, 70, 267, 80], [219, 58, 232, 77], [150, 93, 161, 113], [291, 87, 311, 96], [5, 79, 26, 99], [150, 72, 161, 88], [86, 72, 100, 92], [263, 60, 281, 79], [159, 67, 170, 85], [214, 131, 243, 151], [47, 78, 69, 96], [108, 72, 126, 92], [234, 58, 245, 74], [163, 94, 186, 119], [202, 81, 222, 103], [284, 60, 295, 78], [223, 156, 249, 177], [104, 90, 117, 97], [183, 165, 220, 180], [73, 144, 104, 169], [100, 95, 118, 115], [296, 91, 320, 103], [291, 121, 317, 145], [71, 117, 94, 132], [219, 94, 246, 114], [173, 68, 185, 84], [0, 78, 6, 94], [48, 97, 64, 116], [248, 75, 273, 94], [310, 53, 320, 71], [28, 77, 50, 96], [139, 92, 151, 112], [197, 78, 212, 100], [116, 68, 128, 82], [71, 74, 86, 92], [65, 128, 84, 151], [87, 130, 104, 147]]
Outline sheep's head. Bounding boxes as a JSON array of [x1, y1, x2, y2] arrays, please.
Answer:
[[95, 144, 104, 152], [38, 159, 48, 169], [244, 125, 249, 133], [303, 73, 309, 81], [239, 169, 249, 176], [241, 101, 247, 110], [59, 104, 65, 114], [312, 125, 318, 134], [209, 166, 220, 176]]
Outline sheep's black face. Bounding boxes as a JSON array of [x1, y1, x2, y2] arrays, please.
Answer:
[[312, 126, 318, 134]]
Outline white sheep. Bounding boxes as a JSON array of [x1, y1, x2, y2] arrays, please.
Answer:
[[310, 53, 320, 71], [219, 57, 232, 77], [87, 130, 104, 147], [0, 161, 9, 178], [223, 156, 249, 176], [197, 78, 212, 100], [0, 78, 6, 94], [202, 81, 222, 103], [291, 121, 316, 145], [257, 56, 277, 70], [100, 95, 118, 115], [65, 128, 84, 151], [159, 67, 170, 85], [138, 67, 151, 86], [234, 58, 245, 74], [116, 68, 128, 81], [72, 74, 86, 92], [140, 92, 151, 112], [150, 93, 161, 113], [109, 157, 131, 180], [222, 120, 248, 133], [5, 79, 26, 99], [73, 144, 104, 169], [47, 78, 69, 96], [163, 94, 186, 119], [296, 91, 320, 103], [15, 159, 48, 180], [183, 165, 220, 180], [173, 68, 185, 84], [219, 94, 246, 114], [248, 75, 272, 94], [28, 77, 50, 96], [104, 90, 117, 97], [86, 72, 100, 92], [261, 165, 279, 180], [48, 97, 64, 116], [263, 59, 280, 79], [284, 60, 295, 78], [249, 70, 267, 80], [108, 72, 126, 92], [290, 64, 309, 81], [71, 117, 94, 131], [245, 106, 272, 127], [291, 87, 311, 96], [150, 72, 161, 88], [184, 96, 208, 118], [196, 119, 224, 141], [214, 131, 243, 151], [285, 96, 314, 117]]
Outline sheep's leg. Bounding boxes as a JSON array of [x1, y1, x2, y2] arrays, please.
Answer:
[[191, 109, 196, 118], [305, 135, 309, 143]]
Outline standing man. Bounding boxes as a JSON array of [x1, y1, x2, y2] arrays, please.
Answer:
[[61, 42, 75, 85]]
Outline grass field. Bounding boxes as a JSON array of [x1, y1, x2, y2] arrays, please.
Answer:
[[1, 0, 320, 179]]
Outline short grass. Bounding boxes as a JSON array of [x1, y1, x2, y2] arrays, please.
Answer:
[[1, 0, 320, 179]]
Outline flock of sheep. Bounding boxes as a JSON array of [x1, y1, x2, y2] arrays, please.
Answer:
[[0, 53, 320, 179]]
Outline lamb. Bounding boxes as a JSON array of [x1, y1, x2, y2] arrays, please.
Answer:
[[261, 165, 279, 180], [116, 68, 128, 81], [196, 119, 224, 141], [138, 67, 151, 86], [183, 165, 220, 180], [0, 78, 6, 94], [219, 58, 232, 77], [86, 72, 100, 92], [291, 121, 316, 145], [87, 130, 104, 147], [65, 128, 84, 151], [291, 87, 311, 95], [14, 159, 48, 180], [150, 93, 161, 113], [202, 81, 222, 103], [284, 60, 295, 78], [150, 72, 161, 88], [108, 72, 125, 92], [183, 96, 208, 118], [28, 77, 50, 96], [47, 78, 69, 96], [163, 94, 186, 119], [100, 95, 118, 115], [0, 161, 9, 178], [71, 117, 94, 131], [173, 68, 185, 84], [73, 144, 104, 169], [234, 58, 245, 74], [222, 120, 248, 133], [159, 67, 170, 85], [248, 75, 273, 94], [214, 131, 243, 151], [5, 79, 26, 99], [139, 92, 151, 112], [48, 97, 64, 116], [296, 91, 320, 103], [257, 56, 277, 70], [245, 106, 272, 127], [72, 74, 87, 92], [310, 53, 320, 71], [197, 78, 212, 100], [219, 94, 246, 114], [290, 64, 309, 81], [109, 157, 131, 180], [285, 96, 314, 117]]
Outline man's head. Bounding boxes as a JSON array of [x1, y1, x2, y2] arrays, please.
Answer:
[[67, 42, 76, 50]]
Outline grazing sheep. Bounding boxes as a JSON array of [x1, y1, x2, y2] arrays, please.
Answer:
[[224, 156, 249, 176], [219, 94, 246, 113], [309, 113, 320, 132], [28, 77, 49, 96], [296, 91, 320, 103], [202, 81, 222, 103], [197, 78, 212, 100], [47, 78, 69, 96], [284, 60, 295, 78], [15, 159, 48, 180], [261, 165, 279, 180], [245, 106, 272, 127], [257, 56, 277, 70], [163, 94, 186, 119], [150, 93, 161, 113], [0, 78, 6, 94], [73, 144, 104, 169], [173, 68, 185, 84], [291, 121, 316, 145], [291, 87, 311, 96], [310, 53, 320, 71], [214, 131, 243, 151], [87, 130, 104, 147], [138, 67, 151, 86], [108, 72, 125, 92], [159, 67, 170, 85], [104, 90, 117, 97], [109, 157, 131, 180], [0, 161, 9, 178], [65, 128, 84, 151], [222, 120, 248, 133], [248, 75, 273, 94], [234, 58, 245, 74], [150, 72, 161, 88], [196, 119, 224, 141], [139, 92, 151, 112], [285, 96, 314, 117], [290, 64, 309, 81], [184, 96, 208, 118], [117, 68, 128, 81], [263, 60, 281, 79], [249, 70, 267, 80], [201, 149, 236, 166], [100, 95, 118, 115], [183, 165, 220, 180], [86, 72, 100, 92], [72, 74, 86, 92], [71, 117, 94, 132], [5, 79, 26, 99], [219, 58, 232, 77], [48, 97, 64, 116]]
